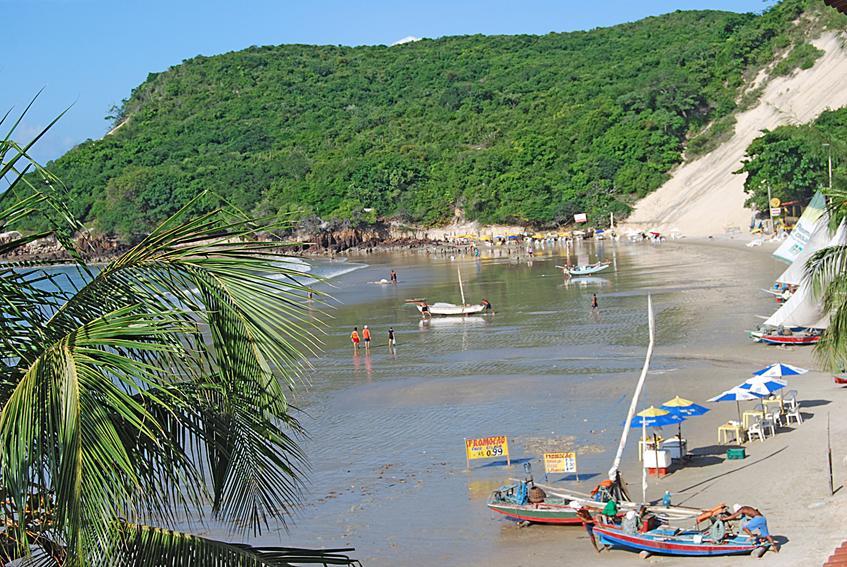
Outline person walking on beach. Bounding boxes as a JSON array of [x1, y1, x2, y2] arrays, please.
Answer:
[[351, 327, 361, 350], [722, 505, 779, 552], [390, 270, 398, 284], [388, 327, 396, 348], [591, 293, 599, 310], [362, 325, 371, 350]]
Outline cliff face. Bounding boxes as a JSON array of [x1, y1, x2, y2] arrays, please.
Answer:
[[623, 32, 847, 237]]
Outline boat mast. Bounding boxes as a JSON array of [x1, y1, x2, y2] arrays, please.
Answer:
[[609, 295, 655, 484], [458, 267, 466, 305]]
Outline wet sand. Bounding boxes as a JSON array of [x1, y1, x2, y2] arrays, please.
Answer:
[[212, 237, 844, 565]]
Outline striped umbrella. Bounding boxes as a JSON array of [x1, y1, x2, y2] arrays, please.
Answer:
[[753, 363, 807, 378]]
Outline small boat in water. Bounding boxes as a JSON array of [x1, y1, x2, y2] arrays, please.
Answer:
[[593, 521, 765, 557], [411, 268, 491, 317], [561, 262, 610, 276]]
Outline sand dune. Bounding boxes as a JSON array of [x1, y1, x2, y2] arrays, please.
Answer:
[[623, 33, 847, 237]]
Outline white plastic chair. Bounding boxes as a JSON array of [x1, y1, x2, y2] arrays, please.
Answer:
[[747, 420, 765, 442], [786, 403, 803, 425], [761, 416, 776, 437], [770, 410, 783, 428]]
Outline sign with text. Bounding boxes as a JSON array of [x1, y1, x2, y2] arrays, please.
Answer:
[[574, 213, 588, 223], [770, 207, 782, 218], [543, 452, 577, 474], [465, 435, 510, 467]]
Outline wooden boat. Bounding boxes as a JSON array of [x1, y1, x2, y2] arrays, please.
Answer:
[[416, 302, 486, 316], [834, 373, 847, 385], [593, 522, 763, 557], [414, 268, 489, 316], [486, 482, 582, 525], [566, 262, 609, 276], [756, 332, 820, 346]]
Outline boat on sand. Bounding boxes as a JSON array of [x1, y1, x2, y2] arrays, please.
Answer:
[[593, 521, 765, 557]]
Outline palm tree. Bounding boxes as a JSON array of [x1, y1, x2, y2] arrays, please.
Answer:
[[0, 106, 359, 565], [808, 184, 847, 372]]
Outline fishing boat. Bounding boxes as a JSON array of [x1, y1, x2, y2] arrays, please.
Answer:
[[750, 331, 821, 346], [565, 262, 609, 276], [486, 482, 583, 525], [412, 268, 489, 316], [593, 522, 764, 557], [834, 373, 847, 385]]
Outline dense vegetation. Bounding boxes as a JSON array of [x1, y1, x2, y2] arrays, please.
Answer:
[[739, 107, 847, 210], [30, 0, 837, 240]]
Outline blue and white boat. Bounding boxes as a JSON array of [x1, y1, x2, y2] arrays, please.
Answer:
[[593, 522, 764, 557]]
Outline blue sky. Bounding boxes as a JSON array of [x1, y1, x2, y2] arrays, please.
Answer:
[[6, 0, 773, 163]]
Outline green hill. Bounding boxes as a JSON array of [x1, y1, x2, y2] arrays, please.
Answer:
[[36, 0, 827, 240]]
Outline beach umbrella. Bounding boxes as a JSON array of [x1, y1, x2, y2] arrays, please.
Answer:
[[753, 363, 808, 378], [740, 376, 787, 397], [630, 406, 686, 428], [709, 386, 766, 422], [630, 407, 685, 459], [661, 396, 710, 441]]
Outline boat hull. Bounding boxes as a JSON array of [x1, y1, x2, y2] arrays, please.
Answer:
[[416, 303, 487, 316], [594, 524, 760, 557], [568, 264, 609, 276], [758, 334, 820, 345], [835, 374, 847, 385], [487, 501, 582, 525]]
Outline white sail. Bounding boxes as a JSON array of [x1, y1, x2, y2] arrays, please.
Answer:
[[766, 221, 847, 329], [776, 216, 831, 286], [773, 191, 826, 263]]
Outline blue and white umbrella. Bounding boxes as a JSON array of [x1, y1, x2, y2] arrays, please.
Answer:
[[709, 386, 766, 422], [708, 387, 765, 402], [740, 376, 788, 397], [753, 363, 807, 378]]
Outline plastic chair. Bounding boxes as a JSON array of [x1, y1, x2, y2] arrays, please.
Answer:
[[771, 410, 783, 428], [761, 416, 776, 437], [747, 420, 765, 442], [786, 403, 803, 425]]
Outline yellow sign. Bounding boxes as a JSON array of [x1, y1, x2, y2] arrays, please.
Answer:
[[465, 436, 510, 465], [543, 452, 577, 474], [770, 197, 781, 208]]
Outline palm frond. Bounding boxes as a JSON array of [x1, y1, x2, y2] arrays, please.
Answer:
[[104, 523, 361, 566]]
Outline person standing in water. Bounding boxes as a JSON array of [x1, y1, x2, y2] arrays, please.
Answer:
[[390, 270, 398, 284], [351, 327, 360, 350], [591, 293, 599, 310], [388, 327, 396, 348], [362, 325, 371, 350]]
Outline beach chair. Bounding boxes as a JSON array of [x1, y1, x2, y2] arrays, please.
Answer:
[[783, 390, 798, 412], [747, 419, 766, 443], [770, 410, 783, 428], [786, 402, 803, 425]]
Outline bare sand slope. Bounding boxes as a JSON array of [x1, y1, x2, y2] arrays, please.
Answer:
[[623, 33, 847, 237]]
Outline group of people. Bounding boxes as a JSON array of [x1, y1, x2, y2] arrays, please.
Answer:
[[580, 500, 777, 553], [350, 325, 396, 350]]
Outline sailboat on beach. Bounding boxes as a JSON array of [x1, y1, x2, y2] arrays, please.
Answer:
[[411, 268, 489, 316]]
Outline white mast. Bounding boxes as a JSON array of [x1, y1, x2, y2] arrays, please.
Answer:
[[609, 295, 655, 482], [458, 267, 466, 305]]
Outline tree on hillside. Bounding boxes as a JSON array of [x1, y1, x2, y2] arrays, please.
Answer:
[[0, 109, 358, 565]]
